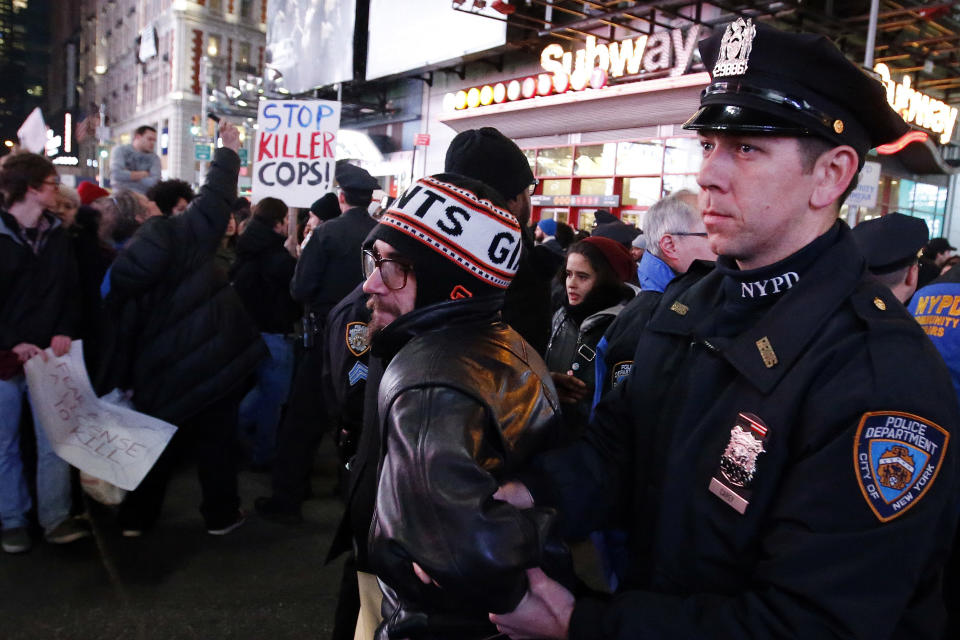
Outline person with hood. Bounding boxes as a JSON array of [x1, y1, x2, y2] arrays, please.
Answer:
[[545, 236, 635, 439], [231, 197, 300, 469]]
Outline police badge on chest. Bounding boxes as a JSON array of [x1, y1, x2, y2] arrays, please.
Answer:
[[708, 412, 769, 514]]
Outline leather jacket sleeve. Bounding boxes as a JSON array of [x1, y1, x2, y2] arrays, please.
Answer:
[[368, 385, 551, 615]]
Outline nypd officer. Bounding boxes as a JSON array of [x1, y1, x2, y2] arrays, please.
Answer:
[[852, 212, 929, 303], [256, 162, 378, 521], [490, 19, 960, 639]]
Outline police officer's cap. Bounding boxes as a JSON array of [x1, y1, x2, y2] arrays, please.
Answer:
[[683, 19, 908, 162], [335, 162, 379, 193], [852, 212, 929, 274]]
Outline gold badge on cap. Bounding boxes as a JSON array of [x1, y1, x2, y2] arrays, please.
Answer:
[[713, 17, 757, 77], [833, 119, 844, 134]]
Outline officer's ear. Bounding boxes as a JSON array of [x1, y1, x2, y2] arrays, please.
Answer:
[[808, 145, 859, 211]]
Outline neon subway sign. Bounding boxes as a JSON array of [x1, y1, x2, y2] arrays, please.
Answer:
[[874, 63, 958, 144], [446, 25, 701, 111]]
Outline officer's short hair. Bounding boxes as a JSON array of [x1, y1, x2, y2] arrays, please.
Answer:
[[642, 194, 700, 259], [342, 188, 372, 208], [134, 125, 157, 137], [795, 136, 859, 206], [871, 263, 915, 290]]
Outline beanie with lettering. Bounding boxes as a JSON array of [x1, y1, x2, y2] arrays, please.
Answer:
[[365, 173, 522, 308]]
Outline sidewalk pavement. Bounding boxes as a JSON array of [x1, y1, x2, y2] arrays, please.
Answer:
[[0, 440, 348, 640]]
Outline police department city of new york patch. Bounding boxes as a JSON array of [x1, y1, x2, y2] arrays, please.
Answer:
[[345, 321, 369, 357], [854, 411, 949, 523], [611, 361, 632, 389]]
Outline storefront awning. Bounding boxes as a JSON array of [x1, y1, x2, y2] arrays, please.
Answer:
[[438, 72, 711, 139], [891, 137, 960, 176]]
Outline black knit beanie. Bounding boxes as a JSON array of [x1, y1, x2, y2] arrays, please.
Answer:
[[444, 127, 534, 201], [365, 173, 521, 308], [310, 192, 340, 221]]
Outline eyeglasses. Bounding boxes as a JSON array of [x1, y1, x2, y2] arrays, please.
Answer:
[[41, 177, 60, 187], [362, 248, 412, 291], [528, 178, 539, 196], [669, 231, 708, 237]]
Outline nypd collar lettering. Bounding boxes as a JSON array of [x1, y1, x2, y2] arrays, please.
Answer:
[[740, 271, 798, 298], [854, 411, 948, 522]]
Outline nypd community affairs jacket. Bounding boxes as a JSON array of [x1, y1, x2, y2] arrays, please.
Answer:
[[365, 295, 570, 640], [526, 223, 960, 639]]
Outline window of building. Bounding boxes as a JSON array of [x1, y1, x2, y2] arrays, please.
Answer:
[[524, 135, 701, 229], [238, 41, 251, 66], [240, 0, 254, 19], [207, 34, 221, 57]]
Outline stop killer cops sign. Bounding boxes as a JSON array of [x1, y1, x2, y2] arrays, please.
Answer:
[[253, 99, 341, 206]]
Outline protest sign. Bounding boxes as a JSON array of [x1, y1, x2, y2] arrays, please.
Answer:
[[252, 99, 341, 206], [24, 341, 177, 491]]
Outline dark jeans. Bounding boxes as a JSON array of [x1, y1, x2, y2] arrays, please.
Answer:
[[270, 344, 327, 508], [118, 389, 242, 531]]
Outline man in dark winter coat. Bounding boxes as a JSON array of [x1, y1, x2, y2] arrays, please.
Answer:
[[255, 163, 378, 521], [491, 20, 960, 640], [358, 174, 567, 640], [593, 193, 714, 405], [231, 197, 300, 468], [102, 121, 266, 536], [445, 127, 557, 355], [0, 153, 89, 554]]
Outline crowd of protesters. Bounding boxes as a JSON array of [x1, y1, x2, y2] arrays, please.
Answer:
[[7, 18, 960, 640]]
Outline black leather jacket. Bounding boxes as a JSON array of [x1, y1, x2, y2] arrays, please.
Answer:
[[366, 295, 568, 640]]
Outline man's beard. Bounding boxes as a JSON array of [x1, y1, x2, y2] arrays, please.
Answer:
[[366, 296, 392, 335]]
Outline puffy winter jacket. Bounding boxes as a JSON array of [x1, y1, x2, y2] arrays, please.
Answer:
[[104, 148, 266, 424]]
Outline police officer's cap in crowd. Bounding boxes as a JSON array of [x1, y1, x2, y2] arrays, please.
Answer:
[[684, 19, 909, 163], [852, 212, 929, 274], [926, 237, 957, 257], [335, 162, 379, 193]]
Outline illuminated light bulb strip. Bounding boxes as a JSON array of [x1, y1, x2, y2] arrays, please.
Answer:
[[446, 69, 610, 112], [876, 130, 930, 155]]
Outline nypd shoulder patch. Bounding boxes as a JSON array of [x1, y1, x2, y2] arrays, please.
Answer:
[[345, 321, 369, 357], [854, 411, 949, 523], [611, 361, 633, 388]]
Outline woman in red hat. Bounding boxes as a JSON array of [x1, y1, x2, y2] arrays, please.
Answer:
[[545, 236, 635, 440]]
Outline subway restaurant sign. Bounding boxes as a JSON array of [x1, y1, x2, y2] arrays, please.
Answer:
[[446, 26, 701, 111], [875, 63, 958, 144]]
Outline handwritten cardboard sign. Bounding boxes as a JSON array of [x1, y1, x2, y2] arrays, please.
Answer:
[[24, 341, 176, 491], [252, 99, 341, 207]]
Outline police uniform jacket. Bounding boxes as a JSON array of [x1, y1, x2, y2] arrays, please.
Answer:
[[320, 284, 369, 462], [290, 205, 375, 319], [526, 223, 960, 639], [365, 295, 570, 640]]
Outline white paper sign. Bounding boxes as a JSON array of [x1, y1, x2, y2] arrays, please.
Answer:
[[17, 107, 48, 154], [252, 99, 341, 206], [844, 161, 882, 209], [24, 341, 176, 491]]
